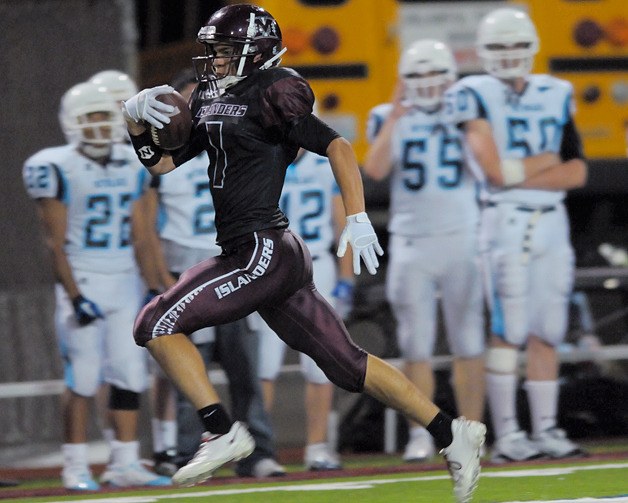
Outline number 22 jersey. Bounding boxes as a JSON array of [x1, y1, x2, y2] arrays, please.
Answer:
[[23, 144, 147, 273]]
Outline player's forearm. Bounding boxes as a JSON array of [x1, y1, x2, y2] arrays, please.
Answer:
[[133, 240, 161, 291], [48, 243, 81, 299], [464, 120, 505, 186], [518, 158, 588, 190], [466, 120, 564, 188], [521, 152, 562, 178], [131, 204, 161, 291], [327, 137, 366, 216], [362, 120, 396, 181], [332, 196, 354, 280]]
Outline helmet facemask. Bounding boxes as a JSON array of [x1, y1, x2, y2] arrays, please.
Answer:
[[477, 8, 539, 80], [59, 82, 125, 158], [399, 40, 457, 111]]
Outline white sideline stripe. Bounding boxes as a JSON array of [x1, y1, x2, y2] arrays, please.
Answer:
[[2, 345, 628, 399], [40, 462, 628, 503]]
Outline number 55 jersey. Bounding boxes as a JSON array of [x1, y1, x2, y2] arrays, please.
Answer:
[[366, 103, 480, 237]]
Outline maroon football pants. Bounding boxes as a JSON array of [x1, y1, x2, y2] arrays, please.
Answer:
[[134, 228, 368, 392]]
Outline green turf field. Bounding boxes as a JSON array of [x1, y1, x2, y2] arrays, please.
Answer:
[[2, 459, 627, 503]]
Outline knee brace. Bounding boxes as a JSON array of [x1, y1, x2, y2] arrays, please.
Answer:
[[485, 347, 519, 374], [109, 385, 141, 411]]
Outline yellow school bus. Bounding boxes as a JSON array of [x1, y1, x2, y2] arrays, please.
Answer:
[[256, 0, 627, 162], [522, 0, 628, 159], [255, 0, 399, 163]]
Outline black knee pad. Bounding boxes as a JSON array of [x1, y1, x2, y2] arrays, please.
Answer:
[[109, 386, 140, 410]]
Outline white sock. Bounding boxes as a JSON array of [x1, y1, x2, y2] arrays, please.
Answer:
[[525, 380, 558, 437], [110, 440, 140, 467], [486, 372, 519, 439], [409, 426, 429, 439], [102, 428, 115, 444], [62, 443, 89, 470], [152, 418, 177, 453]]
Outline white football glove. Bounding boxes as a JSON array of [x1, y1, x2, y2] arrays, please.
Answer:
[[122, 85, 175, 129], [337, 212, 384, 275]]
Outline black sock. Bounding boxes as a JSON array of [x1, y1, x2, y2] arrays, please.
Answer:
[[426, 411, 454, 449], [198, 403, 233, 434]]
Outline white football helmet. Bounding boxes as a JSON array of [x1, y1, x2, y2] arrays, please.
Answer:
[[90, 69, 138, 103], [59, 81, 125, 150], [477, 8, 539, 79], [398, 39, 457, 110]]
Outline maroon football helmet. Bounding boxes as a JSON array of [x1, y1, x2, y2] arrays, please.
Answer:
[[193, 3, 285, 94]]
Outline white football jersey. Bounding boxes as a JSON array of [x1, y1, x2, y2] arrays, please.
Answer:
[[151, 152, 219, 253], [280, 151, 339, 257], [367, 103, 480, 237], [446, 74, 576, 206], [23, 144, 147, 273]]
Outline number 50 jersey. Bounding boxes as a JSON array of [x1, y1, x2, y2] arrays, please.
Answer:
[[445, 74, 583, 206], [366, 103, 480, 237], [23, 144, 147, 273]]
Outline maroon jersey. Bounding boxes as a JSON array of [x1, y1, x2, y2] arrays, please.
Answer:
[[135, 68, 368, 393], [173, 67, 315, 245]]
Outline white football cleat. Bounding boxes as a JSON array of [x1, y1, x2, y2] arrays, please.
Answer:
[[100, 461, 171, 487], [531, 427, 584, 459], [252, 457, 286, 478], [62, 466, 100, 491], [440, 417, 486, 503], [491, 430, 544, 463], [403, 430, 436, 462], [172, 421, 255, 487], [304, 443, 342, 471]]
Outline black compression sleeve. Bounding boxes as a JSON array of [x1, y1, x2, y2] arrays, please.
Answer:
[[129, 130, 164, 167], [560, 119, 585, 161], [287, 114, 341, 156]]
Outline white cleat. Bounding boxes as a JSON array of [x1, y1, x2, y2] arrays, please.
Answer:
[[62, 467, 100, 491], [491, 430, 544, 463], [531, 427, 584, 459], [100, 461, 171, 487], [304, 443, 342, 471], [403, 431, 436, 462], [172, 421, 255, 487], [440, 417, 487, 503], [252, 457, 287, 477]]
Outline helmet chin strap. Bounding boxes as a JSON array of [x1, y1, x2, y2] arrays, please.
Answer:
[[221, 46, 287, 91], [259, 47, 287, 70]]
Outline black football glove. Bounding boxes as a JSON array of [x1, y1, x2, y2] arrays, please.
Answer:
[[71, 295, 104, 326]]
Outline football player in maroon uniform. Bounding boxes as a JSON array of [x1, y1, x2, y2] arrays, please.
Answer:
[[122, 4, 486, 501]]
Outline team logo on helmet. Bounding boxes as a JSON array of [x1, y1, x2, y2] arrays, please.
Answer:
[[254, 16, 279, 38]]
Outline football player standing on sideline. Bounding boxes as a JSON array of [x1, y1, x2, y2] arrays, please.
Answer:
[[23, 82, 171, 490], [445, 8, 587, 463], [122, 5, 486, 502], [363, 39, 486, 463], [258, 143, 354, 471]]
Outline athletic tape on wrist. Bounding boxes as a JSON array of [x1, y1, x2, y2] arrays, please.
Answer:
[[501, 158, 526, 186]]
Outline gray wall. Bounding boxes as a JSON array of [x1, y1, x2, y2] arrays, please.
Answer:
[[0, 0, 136, 448]]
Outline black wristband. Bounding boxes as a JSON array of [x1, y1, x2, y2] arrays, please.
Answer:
[[71, 294, 85, 309], [130, 130, 164, 167]]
